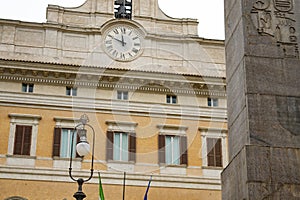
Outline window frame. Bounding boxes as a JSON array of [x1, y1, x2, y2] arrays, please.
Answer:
[[200, 127, 227, 168], [53, 117, 81, 159], [207, 138, 222, 167], [105, 121, 137, 163], [13, 125, 32, 156], [157, 124, 188, 166], [208, 97, 218, 107], [166, 94, 177, 104], [22, 83, 34, 93], [52, 127, 79, 159], [8, 113, 42, 157], [66, 86, 77, 96], [117, 90, 129, 100]]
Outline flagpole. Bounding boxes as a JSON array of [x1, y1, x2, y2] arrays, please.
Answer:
[[122, 172, 126, 200]]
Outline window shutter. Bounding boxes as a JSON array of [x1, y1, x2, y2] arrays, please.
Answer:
[[14, 125, 23, 155], [129, 133, 136, 162], [106, 131, 114, 160], [158, 135, 165, 164], [23, 126, 32, 156], [14, 125, 32, 155], [215, 138, 222, 167], [207, 138, 215, 166], [207, 138, 223, 167], [52, 128, 61, 157], [180, 136, 188, 165]]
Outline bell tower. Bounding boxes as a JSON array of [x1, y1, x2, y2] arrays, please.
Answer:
[[114, 0, 132, 19]]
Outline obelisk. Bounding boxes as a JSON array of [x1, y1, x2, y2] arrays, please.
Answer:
[[222, 0, 300, 199]]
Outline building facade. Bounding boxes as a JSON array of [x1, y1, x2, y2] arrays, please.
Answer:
[[0, 0, 227, 199]]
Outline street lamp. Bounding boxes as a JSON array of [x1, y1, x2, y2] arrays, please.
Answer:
[[69, 114, 95, 200]]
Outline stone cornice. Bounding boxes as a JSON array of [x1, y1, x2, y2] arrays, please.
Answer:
[[0, 60, 226, 97]]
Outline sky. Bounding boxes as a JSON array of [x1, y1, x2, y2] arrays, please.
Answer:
[[0, 0, 224, 40]]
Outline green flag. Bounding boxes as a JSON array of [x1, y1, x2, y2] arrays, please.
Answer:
[[98, 172, 105, 200]]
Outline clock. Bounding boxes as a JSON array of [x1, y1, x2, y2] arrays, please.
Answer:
[[103, 24, 143, 61]]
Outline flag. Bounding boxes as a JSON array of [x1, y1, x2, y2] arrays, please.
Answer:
[[98, 172, 105, 200], [143, 176, 152, 200]]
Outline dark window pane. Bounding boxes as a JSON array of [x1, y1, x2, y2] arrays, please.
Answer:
[[28, 84, 34, 93]]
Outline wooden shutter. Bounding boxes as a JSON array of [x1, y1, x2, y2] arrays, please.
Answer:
[[180, 136, 188, 165], [14, 125, 32, 155], [52, 128, 61, 157], [106, 131, 114, 160], [158, 135, 165, 164], [207, 138, 222, 167], [215, 138, 222, 167], [129, 133, 136, 162]]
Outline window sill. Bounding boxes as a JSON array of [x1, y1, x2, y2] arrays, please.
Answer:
[[160, 164, 187, 168], [107, 160, 135, 164], [6, 154, 36, 159], [202, 166, 223, 170], [52, 157, 82, 161], [107, 161, 135, 172]]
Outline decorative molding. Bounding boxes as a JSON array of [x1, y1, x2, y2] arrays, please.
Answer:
[[157, 124, 188, 136], [0, 92, 228, 122], [0, 166, 221, 190], [7, 113, 42, 158], [54, 116, 81, 128], [106, 120, 138, 132], [0, 74, 226, 97]]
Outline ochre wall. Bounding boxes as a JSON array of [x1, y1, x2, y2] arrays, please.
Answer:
[[0, 179, 221, 200]]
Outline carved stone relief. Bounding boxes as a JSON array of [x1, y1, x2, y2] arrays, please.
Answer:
[[251, 0, 299, 58]]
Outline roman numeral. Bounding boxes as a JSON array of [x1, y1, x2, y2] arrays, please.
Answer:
[[121, 27, 126, 34], [113, 29, 119, 34], [132, 48, 139, 53], [120, 53, 125, 60]]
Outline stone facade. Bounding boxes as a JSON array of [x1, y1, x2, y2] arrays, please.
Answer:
[[0, 0, 227, 199], [223, 0, 300, 199]]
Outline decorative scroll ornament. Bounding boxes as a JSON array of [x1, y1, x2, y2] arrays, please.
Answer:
[[251, 0, 299, 58]]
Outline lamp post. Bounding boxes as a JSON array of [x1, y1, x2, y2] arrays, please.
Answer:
[[69, 114, 95, 200]]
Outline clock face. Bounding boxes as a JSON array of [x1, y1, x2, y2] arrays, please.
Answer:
[[103, 25, 142, 61]]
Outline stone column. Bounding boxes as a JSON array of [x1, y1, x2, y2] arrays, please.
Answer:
[[222, 0, 300, 199]]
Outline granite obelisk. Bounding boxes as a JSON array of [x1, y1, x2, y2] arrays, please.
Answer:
[[222, 0, 300, 199]]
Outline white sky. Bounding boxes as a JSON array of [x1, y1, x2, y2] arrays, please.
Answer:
[[0, 0, 224, 40]]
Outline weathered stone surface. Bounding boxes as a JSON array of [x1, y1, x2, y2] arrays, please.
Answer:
[[223, 0, 300, 199], [222, 146, 300, 200]]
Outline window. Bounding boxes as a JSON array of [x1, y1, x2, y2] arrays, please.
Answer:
[[208, 98, 218, 107], [165, 136, 180, 165], [66, 86, 77, 96], [166, 95, 177, 104], [8, 113, 42, 158], [13, 125, 32, 156], [117, 91, 128, 100], [114, 132, 128, 161], [53, 128, 78, 158], [22, 83, 34, 93], [207, 138, 222, 167], [106, 131, 136, 162], [200, 127, 228, 169], [158, 135, 187, 165]]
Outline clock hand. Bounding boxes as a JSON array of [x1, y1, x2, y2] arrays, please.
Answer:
[[113, 37, 127, 45], [121, 35, 125, 46]]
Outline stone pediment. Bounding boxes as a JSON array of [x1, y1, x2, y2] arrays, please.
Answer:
[[46, 0, 198, 36]]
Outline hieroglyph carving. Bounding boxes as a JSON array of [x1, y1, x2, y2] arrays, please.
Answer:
[[252, 0, 299, 58]]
